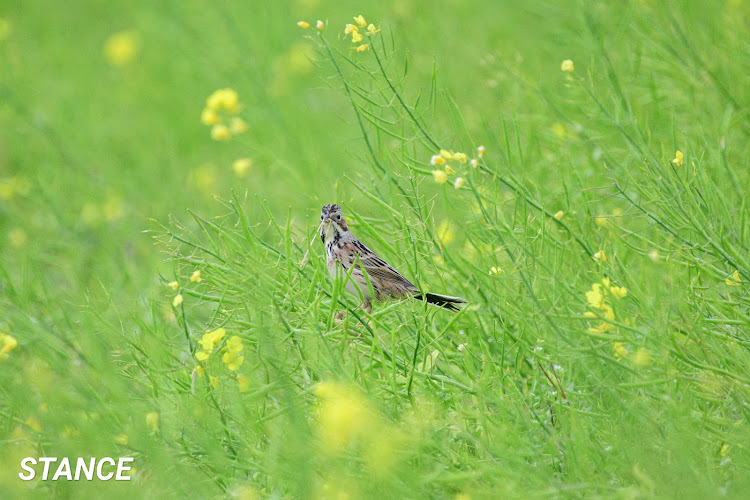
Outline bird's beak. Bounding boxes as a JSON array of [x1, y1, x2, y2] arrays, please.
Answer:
[[322, 214, 331, 223]]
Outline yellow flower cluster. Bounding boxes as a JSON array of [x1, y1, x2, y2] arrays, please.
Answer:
[[232, 158, 252, 177], [430, 146, 484, 188], [584, 277, 627, 334], [194, 328, 245, 372], [221, 336, 245, 371], [344, 14, 378, 53], [0, 332, 18, 361], [190, 270, 201, 282], [195, 327, 226, 361], [201, 88, 248, 141], [488, 266, 503, 276], [314, 381, 374, 452], [613, 342, 628, 360], [613, 342, 650, 366], [561, 59, 574, 72]]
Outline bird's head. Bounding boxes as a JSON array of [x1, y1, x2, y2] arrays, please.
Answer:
[[320, 204, 349, 242]]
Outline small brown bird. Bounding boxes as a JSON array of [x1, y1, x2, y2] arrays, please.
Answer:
[[320, 204, 466, 314]]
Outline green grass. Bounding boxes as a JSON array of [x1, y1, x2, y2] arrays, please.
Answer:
[[2, 1, 750, 498]]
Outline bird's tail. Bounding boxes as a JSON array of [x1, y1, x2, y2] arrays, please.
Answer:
[[415, 292, 467, 312]]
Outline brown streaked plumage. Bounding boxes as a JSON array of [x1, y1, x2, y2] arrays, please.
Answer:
[[320, 204, 466, 314]]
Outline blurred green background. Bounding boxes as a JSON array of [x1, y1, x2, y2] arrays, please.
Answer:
[[2, 0, 750, 498]]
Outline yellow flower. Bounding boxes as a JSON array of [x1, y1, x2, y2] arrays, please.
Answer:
[[586, 284, 604, 308], [211, 124, 231, 141], [191, 365, 205, 378], [470, 158, 479, 168], [445, 165, 455, 175], [26, 416, 42, 432], [440, 149, 456, 161], [222, 336, 245, 371], [206, 88, 240, 113], [230, 117, 248, 134], [352, 31, 363, 43], [720, 443, 729, 459], [344, 24, 358, 35], [477, 145, 485, 158], [237, 374, 250, 392], [601, 277, 627, 298], [454, 152, 468, 164], [554, 211, 564, 220], [613, 342, 628, 361], [104, 31, 139, 67], [297, 21, 310, 29], [725, 270, 741, 287], [209, 375, 219, 389], [432, 170, 448, 184], [168, 281, 179, 291], [489, 266, 502, 276], [0, 333, 18, 361], [366, 24, 379, 35], [649, 249, 660, 261], [437, 220, 455, 245], [454, 177, 465, 189], [672, 150, 683, 166], [198, 328, 226, 351], [561, 59, 574, 72], [314, 381, 372, 453], [114, 433, 128, 445], [0, 18, 12, 40], [430, 155, 446, 166], [200, 108, 220, 125], [587, 322, 613, 334], [316, 20, 325, 30], [172, 294, 183, 307], [355, 44, 369, 52], [8, 228, 27, 248], [145, 412, 159, 432], [593, 250, 607, 262], [233, 158, 253, 177], [195, 350, 210, 361], [353, 15, 367, 28], [190, 270, 202, 282], [632, 348, 651, 366]]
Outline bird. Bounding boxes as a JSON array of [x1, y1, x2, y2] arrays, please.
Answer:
[[319, 203, 466, 314]]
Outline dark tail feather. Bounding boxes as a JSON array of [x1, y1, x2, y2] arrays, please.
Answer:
[[415, 292, 466, 312]]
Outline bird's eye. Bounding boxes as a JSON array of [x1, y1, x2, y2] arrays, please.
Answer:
[[320, 215, 323, 220], [336, 214, 341, 220]]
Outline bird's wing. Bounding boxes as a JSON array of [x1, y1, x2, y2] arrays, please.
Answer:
[[341, 238, 418, 297]]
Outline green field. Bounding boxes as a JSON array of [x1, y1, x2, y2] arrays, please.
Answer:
[[2, 1, 750, 498]]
